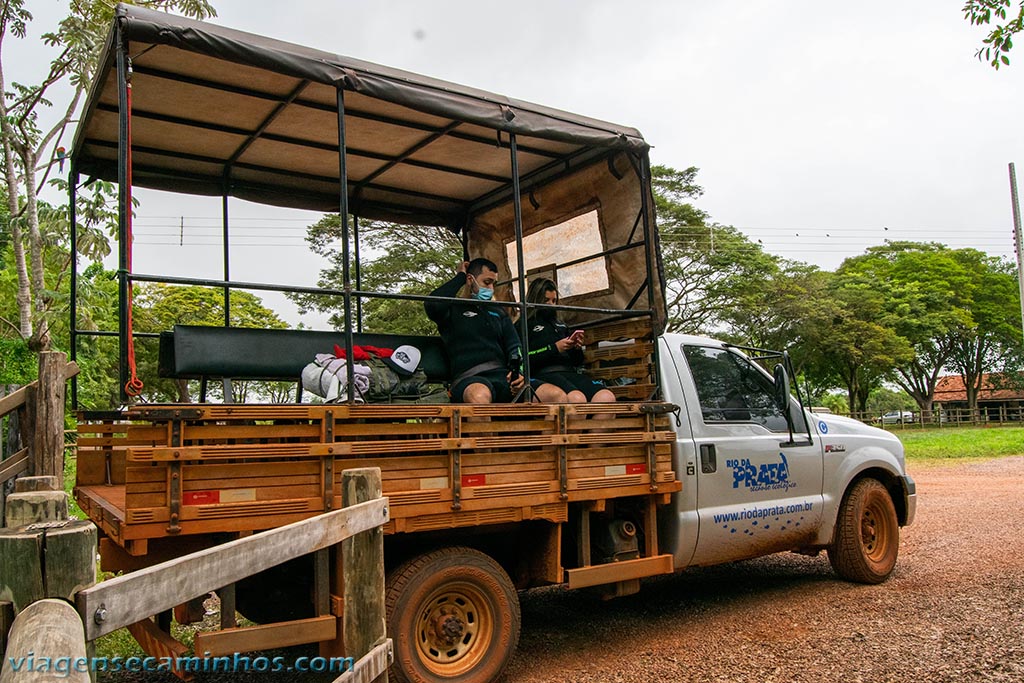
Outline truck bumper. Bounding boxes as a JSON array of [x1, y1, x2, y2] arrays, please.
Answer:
[[900, 474, 917, 526]]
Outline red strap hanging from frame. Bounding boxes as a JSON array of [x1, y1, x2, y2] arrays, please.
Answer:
[[123, 67, 144, 398]]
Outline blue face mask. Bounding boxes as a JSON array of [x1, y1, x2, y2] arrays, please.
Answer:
[[473, 287, 494, 301]]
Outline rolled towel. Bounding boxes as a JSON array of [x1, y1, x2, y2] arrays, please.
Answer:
[[302, 362, 341, 400]]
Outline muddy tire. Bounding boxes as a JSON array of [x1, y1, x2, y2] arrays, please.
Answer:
[[828, 478, 900, 584], [385, 547, 520, 683]]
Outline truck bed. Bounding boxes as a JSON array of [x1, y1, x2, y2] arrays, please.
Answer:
[[75, 402, 679, 557]]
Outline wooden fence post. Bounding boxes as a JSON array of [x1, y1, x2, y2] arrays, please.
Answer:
[[0, 601, 12, 664], [33, 352, 66, 480], [14, 389, 34, 480], [0, 599, 90, 683], [323, 467, 388, 682], [0, 520, 96, 612]]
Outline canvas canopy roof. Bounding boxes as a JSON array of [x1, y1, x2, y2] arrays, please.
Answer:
[[72, 5, 665, 333], [72, 4, 650, 228]]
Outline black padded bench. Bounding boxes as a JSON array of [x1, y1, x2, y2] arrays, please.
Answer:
[[158, 324, 450, 402]]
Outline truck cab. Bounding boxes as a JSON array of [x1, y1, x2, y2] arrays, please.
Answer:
[[660, 334, 915, 581]]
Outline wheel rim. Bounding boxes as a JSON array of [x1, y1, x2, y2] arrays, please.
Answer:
[[860, 495, 893, 565], [415, 580, 494, 677]]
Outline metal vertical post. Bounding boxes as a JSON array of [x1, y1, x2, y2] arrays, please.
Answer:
[[115, 24, 130, 403], [354, 215, 362, 332], [638, 152, 662, 399], [509, 134, 531, 394], [1010, 163, 1024, 350], [337, 87, 355, 403], [69, 167, 79, 409], [222, 193, 231, 327]]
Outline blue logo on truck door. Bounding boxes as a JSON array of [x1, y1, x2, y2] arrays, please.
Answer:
[[726, 453, 795, 492]]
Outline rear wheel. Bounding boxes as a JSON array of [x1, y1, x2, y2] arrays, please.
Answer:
[[385, 547, 520, 683], [828, 478, 900, 584]]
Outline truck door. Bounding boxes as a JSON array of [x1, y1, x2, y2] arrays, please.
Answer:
[[679, 344, 823, 567]]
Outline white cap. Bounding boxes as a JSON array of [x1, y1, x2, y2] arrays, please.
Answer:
[[385, 345, 421, 376]]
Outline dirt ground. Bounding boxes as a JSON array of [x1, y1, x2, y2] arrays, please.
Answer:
[[506, 456, 1024, 683]]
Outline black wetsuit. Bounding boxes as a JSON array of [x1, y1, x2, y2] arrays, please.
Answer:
[[527, 312, 606, 400], [425, 272, 522, 401]]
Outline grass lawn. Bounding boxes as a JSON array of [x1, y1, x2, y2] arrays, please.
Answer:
[[895, 425, 1024, 460]]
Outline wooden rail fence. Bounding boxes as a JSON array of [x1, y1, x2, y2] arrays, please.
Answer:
[[2, 353, 391, 682], [2, 468, 391, 683], [840, 404, 1024, 428], [0, 352, 78, 527]]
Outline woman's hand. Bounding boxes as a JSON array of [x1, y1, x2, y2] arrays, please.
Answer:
[[555, 337, 575, 353], [556, 330, 585, 353]]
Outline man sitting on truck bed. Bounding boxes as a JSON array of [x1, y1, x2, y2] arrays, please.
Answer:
[[426, 258, 564, 403]]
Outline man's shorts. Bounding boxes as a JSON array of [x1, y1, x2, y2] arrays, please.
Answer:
[[452, 369, 517, 403], [536, 371, 607, 401]]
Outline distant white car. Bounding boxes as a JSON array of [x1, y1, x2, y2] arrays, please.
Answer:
[[881, 410, 914, 424]]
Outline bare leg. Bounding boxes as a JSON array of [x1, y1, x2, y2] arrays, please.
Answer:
[[462, 382, 494, 404], [461, 382, 494, 451], [534, 383, 568, 403], [590, 388, 617, 421]]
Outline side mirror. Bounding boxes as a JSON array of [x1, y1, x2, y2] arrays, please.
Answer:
[[773, 363, 790, 413]]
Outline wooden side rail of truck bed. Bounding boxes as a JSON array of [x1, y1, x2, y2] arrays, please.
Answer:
[[75, 402, 680, 560]]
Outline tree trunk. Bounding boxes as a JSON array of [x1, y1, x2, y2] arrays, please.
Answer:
[[0, 57, 32, 342], [919, 398, 934, 423], [2, 143, 31, 341], [855, 385, 871, 415], [844, 377, 858, 420], [22, 147, 51, 352], [175, 378, 191, 403]]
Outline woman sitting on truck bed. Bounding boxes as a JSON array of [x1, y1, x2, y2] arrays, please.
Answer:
[[526, 278, 616, 407]]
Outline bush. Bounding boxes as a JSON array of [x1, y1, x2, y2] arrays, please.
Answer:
[[0, 339, 36, 384]]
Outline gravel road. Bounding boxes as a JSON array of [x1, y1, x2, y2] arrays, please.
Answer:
[[91, 456, 1023, 682], [507, 456, 1024, 683]]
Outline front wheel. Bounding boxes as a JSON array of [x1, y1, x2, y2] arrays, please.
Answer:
[[828, 478, 900, 584], [385, 547, 520, 683]]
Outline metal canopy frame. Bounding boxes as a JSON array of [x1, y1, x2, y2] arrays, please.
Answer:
[[69, 7, 663, 407]]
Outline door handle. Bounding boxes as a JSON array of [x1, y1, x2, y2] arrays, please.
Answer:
[[700, 444, 717, 474]]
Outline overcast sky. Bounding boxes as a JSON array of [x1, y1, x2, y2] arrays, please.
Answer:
[[13, 1, 1024, 326]]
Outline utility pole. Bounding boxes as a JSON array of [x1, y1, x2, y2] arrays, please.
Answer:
[[1011, 163, 1024, 350]]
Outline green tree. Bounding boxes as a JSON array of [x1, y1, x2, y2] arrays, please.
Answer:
[[1, 188, 118, 342], [652, 165, 780, 334], [69, 263, 121, 409], [836, 242, 975, 418], [288, 214, 462, 335], [944, 250, 1022, 411], [1, 199, 121, 407], [817, 392, 849, 415], [865, 387, 916, 418], [0, 0, 215, 351], [964, 0, 1024, 68], [131, 283, 289, 402], [718, 261, 835, 368], [805, 266, 915, 414], [0, 336, 33, 383]]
